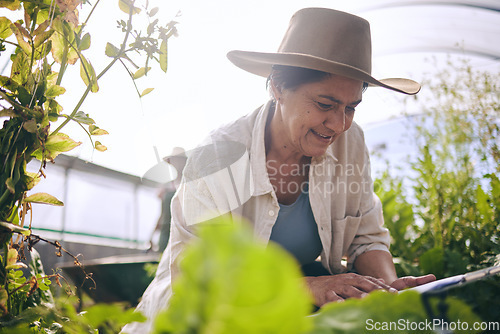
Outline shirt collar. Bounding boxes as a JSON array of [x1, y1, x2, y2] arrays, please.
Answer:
[[249, 100, 273, 196]]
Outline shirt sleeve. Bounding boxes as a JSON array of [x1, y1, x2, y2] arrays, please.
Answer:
[[345, 137, 391, 269], [346, 193, 391, 269]]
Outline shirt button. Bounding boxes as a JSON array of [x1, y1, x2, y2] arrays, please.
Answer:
[[268, 210, 275, 216]]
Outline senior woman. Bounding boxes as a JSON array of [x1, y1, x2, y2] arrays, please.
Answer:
[[122, 7, 435, 333]]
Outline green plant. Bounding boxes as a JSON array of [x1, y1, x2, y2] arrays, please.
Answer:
[[152, 217, 481, 334], [1, 293, 145, 333], [0, 0, 176, 330], [153, 219, 314, 334], [375, 59, 500, 326]]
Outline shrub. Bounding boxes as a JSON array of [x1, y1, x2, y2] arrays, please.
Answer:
[[375, 59, 500, 326]]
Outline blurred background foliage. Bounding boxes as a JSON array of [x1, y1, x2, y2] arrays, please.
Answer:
[[374, 59, 500, 326]]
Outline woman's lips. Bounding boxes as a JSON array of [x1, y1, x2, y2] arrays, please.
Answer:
[[311, 129, 333, 142]]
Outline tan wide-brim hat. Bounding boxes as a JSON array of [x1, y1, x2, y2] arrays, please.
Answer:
[[227, 7, 420, 95]]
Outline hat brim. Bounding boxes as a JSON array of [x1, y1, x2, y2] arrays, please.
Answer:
[[227, 50, 420, 95]]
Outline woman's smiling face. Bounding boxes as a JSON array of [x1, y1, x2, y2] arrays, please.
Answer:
[[271, 74, 363, 158]]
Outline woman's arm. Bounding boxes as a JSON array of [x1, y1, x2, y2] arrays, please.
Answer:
[[354, 249, 436, 290], [353, 250, 398, 284]]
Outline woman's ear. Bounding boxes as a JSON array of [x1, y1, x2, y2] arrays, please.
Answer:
[[270, 79, 282, 102]]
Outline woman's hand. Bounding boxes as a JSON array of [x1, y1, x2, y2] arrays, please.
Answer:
[[305, 273, 398, 307], [390, 274, 436, 291]]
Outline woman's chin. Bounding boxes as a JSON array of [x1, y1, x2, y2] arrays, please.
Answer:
[[304, 147, 329, 158]]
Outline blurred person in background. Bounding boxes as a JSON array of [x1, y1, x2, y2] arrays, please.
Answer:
[[151, 147, 187, 252]]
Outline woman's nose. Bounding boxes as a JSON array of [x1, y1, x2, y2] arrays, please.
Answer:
[[324, 109, 346, 133]]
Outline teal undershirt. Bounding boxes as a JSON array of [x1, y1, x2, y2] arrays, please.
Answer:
[[269, 183, 323, 265]]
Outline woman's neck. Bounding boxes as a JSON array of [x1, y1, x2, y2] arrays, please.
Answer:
[[265, 105, 306, 165]]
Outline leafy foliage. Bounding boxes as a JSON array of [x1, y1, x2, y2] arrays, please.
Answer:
[[152, 217, 480, 334], [0, 0, 177, 330], [309, 290, 481, 334], [1, 294, 146, 333], [153, 219, 314, 334], [375, 59, 500, 327]]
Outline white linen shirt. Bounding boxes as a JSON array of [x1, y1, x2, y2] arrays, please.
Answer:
[[122, 101, 391, 333]]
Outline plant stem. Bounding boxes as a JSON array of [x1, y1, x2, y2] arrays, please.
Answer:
[[83, 0, 101, 27], [52, 58, 112, 136], [51, 7, 135, 136], [55, 46, 68, 86]]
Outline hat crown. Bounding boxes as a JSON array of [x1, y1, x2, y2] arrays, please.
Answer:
[[226, 7, 421, 95], [277, 8, 372, 75]]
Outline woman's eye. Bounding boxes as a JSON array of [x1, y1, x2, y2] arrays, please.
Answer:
[[346, 106, 356, 114], [317, 102, 333, 110]]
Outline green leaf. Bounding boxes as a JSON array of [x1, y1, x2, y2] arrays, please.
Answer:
[[32, 133, 81, 160], [133, 67, 151, 79], [11, 52, 29, 84], [45, 99, 63, 121], [105, 42, 120, 57], [95, 141, 107, 152], [148, 7, 159, 17], [83, 304, 146, 329], [0, 0, 21, 10], [5, 177, 15, 193], [24, 171, 40, 190], [50, 18, 79, 64], [89, 125, 108, 135], [140, 87, 154, 97], [17, 85, 33, 107], [0, 109, 17, 117], [80, 55, 99, 93], [0, 288, 7, 308], [34, 39, 52, 60], [5, 204, 19, 226], [147, 19, 158, 35], [33, 19, 50, 36], [0, 16, 13, 38], [419, 247, 444, 278], [159, 39, 168, 73], [6, 261, 27, 270], [6, 248, 18, 266], [79, 32, 91, 50], [33, 29, 54, 48], [154, 219, 313, 334], [74, 111, 95, 125], [0, 75, 19, 92], [0, 221, 30, 235], [487, 173, 500, 202], [45, 84, 66, 97], [33, 79, 47, 102], [24, 192, 63, 206], [10, 23, 31, 55], [22, 119, 37, 133], [118, 0, 141, 15], [309, 290, 481, 334]]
